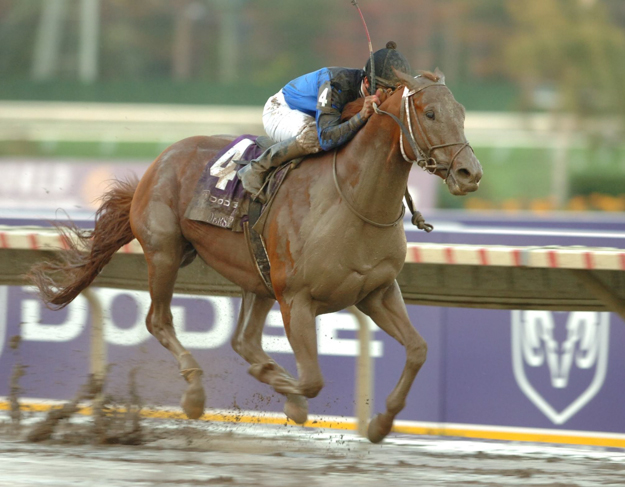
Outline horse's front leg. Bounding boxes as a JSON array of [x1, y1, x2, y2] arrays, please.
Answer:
[[231, 291, 308, 424], [264, 293, 323, 399], [357, 280, 428, 443]]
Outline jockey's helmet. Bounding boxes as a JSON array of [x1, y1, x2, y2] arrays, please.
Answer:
[[364, 41, 412, 89]]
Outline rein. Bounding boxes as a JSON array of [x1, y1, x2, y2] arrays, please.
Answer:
[[333, 150, 405, 228]]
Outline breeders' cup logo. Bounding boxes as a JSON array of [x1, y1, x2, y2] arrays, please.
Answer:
[[511, 311, 610, 425]]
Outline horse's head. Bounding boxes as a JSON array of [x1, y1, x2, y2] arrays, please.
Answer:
[[390, 69, 483, 196]]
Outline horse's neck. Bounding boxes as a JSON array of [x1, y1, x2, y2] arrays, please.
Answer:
[[340, 115, 410, 224]]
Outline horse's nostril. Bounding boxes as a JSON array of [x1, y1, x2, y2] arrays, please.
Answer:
[[457, 168, 471, 179]]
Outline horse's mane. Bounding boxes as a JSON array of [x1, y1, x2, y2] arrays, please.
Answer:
[[341, 99, 365, 122], [340, 71, 439, 122]]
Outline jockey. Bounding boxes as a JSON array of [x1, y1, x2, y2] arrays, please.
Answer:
[[238, 41, 412, 202]]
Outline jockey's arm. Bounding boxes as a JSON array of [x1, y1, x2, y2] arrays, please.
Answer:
[[315, 80, 378, 152], [316, 105, 367, 151]]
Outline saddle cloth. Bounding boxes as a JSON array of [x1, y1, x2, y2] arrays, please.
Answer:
[[185, 134, 290, 232]]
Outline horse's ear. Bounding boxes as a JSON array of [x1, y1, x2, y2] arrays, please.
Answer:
[[434, 67, 446, 84], [392, 68, 419, 89]]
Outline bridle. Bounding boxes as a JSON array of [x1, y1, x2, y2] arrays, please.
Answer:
[[374, 79, 472, 177], [333, 78, 472, 228]]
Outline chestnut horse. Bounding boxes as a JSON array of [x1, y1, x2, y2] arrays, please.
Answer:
[[31, 69, 482, 443]]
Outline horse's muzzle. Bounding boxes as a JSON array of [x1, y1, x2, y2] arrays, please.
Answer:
[[446, 158, 483, 195]]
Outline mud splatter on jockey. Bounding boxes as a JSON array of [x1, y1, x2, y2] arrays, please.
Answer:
[[238, 41, 411, 202]]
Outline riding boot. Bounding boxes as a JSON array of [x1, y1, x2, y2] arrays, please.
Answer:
[[238, 136, 308, 203]]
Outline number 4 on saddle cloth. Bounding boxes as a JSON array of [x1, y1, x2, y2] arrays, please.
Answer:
[[185, 134, 299, 233], [185, 134, 303, 295]]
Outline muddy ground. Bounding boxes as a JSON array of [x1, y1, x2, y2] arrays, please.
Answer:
[[1, 412, 624, 487]]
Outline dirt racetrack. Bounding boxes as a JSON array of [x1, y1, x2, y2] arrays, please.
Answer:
[[1, 412, 625, 487]]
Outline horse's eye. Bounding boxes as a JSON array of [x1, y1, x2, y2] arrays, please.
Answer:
[[426, 111, 435, 120]]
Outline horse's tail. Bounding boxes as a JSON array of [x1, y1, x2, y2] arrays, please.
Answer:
[[29, 177, 139, 309]]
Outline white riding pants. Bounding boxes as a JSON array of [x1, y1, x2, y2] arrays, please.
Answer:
[[262, 90, 322, 153]]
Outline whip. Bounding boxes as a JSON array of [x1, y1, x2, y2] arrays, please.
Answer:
[[351, 0, 376, 94]]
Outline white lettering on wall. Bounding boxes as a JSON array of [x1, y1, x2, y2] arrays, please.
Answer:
[[21, 286, 88, 342], [262, 310, 383, 358], [15, 288, 382, 358], [98, 289, 151, 346], [176, 296, 234, 349]]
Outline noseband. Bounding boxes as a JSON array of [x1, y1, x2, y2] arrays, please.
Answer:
[[374, 81, 472, 178]]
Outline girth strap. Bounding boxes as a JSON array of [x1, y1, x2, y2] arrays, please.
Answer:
[[244, 200, 274, 297]]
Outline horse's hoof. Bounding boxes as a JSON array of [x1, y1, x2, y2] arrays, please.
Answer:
[[367, 413, 392, 444], [181, 380, 205, 420], [284, 394, 308, 424]]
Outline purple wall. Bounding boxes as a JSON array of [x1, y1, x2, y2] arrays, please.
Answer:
[[1, 285, 623, 434]]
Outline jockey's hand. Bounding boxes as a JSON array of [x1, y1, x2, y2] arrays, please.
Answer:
[[359, 91, 381, 120]]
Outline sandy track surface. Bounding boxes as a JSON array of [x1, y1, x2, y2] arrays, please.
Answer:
[[1, 415, 625, 486]]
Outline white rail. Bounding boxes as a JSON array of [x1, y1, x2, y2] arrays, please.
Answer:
[[3, 225, 624, 271]]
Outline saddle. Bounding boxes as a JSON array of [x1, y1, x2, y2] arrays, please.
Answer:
[[185, 134, 302, 295], [185, 135, 300, 231]]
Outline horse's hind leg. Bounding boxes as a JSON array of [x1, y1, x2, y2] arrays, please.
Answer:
[[146, 248, 206, 419], [357, 281, 427, 443], [134, 207, 206, 419], [232, 291, 308, 424]]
